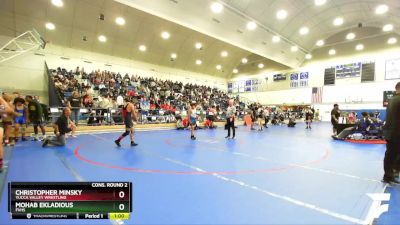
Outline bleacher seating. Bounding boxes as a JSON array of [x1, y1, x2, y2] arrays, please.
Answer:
[[49, 67, 243, 125]]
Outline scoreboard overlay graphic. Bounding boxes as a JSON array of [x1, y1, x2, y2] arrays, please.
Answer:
[[8, 182, 132, 220]]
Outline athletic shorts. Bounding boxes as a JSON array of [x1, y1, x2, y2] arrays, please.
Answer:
[[15, 117, 26, 125], [31, 120, 43, 126], [2, 121, 12, 127], [190, 117, 196, 125], [207, 115, 215, 121], [125, 120, 134, 129]]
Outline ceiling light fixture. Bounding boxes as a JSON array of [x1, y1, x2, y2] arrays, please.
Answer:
[[272, 36, 280, 43], [161, 31, 170, 39], [314, 0, 327, 6], [233, 68, 238, 74], [346, 32, 355, 40], [276, 10, 288, 20], [375, 4, 389, 15], [333, 17, 344, 26], [139, 45, 147, 52], [170, 53, 177, 59], [196, 59, 202, 65], [98, 35, 107, 42], [305, 54, 312, 59], [329, 49, 336, 55], [355, 44, 364, 51], [258, 63, 264, 69], [195, 42, 203, 49], [299, 26, 309, 35], [45, 22, 55, 30], [291, 46, 298, 52], [246, 21, 257, 30], [221, 51, 228, 57], [51, 0, 63, 7], [316, 40, 324, 46], [216, 65, 222, 70], [115, 17, 125, 25], [241, 58, 248, 64], [388, 37, 397, 44], [210, 2, 223, 13], [383, 24, 393, 32]]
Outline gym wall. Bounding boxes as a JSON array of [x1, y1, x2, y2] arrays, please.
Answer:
[[233, 46, 400, 110], [0, 35, 228, 105]]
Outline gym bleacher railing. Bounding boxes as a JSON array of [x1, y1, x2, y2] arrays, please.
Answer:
[[47, 107, 230, 126]]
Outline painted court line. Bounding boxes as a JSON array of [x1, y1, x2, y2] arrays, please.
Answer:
[[87, 133, 379, 181], [55, 147, 120, 225], [233, 151, 380, 183], [84, 133, 385, 224], [166, 137, 380, 183], [156, 155, 367, 225], [79, 134, 329, 175]]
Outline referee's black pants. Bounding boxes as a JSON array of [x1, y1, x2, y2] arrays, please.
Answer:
[[227, 118, 235, 138], [383, 139, 400, 180]]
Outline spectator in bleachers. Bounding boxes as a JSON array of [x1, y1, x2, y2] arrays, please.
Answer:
[[51, 66, 243, 124], [82, 93, 93, 108], [140, 96, 150, 123]]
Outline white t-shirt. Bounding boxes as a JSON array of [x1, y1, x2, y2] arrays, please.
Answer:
[[116, 96, 124, 106]]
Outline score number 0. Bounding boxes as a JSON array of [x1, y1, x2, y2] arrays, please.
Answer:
[[118, 191, 125, 211]]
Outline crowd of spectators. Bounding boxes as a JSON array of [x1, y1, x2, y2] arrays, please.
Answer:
[[50, 66, 239, 124]]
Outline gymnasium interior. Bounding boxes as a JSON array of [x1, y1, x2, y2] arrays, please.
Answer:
[[0, 0, 399, 224]]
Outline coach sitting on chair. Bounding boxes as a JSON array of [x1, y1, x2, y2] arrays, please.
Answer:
[[42, 108, 72, 147]]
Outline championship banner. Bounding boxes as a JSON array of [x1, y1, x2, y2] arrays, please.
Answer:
[[290, 73, 299, 88], [299, 72, 309, 87]]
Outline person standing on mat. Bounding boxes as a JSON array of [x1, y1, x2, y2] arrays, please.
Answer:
[[67, 91, 82, 126], [257, 105, 264, 131], [26, 95, 46, 141], [225, 99, 236, 139], [382, 82, 400, 184], [1, 93, 15, 146], [305, 108, 313, 129], [115, 98, 138, 147], [187, 102, 197, 140], [13, 97, 27, 142], [263, 107, 270, 128], [42, 108, 72, 147], [0, 96, 12, 172], [331, 104, 340, 135]]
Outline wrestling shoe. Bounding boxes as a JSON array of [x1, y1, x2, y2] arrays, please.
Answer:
[[114, 140, 121, 147], [42, 139, 49, 147]]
